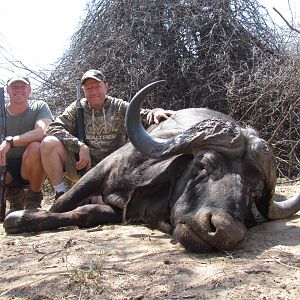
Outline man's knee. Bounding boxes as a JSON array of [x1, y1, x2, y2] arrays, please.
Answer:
[[41, 136, 67, 165], [41, 136, 62, 153], [23, 142, 41, 160], [21, 143, 44, 178]]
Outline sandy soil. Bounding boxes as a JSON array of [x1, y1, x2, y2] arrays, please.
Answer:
[[0, 180, 299, 300]]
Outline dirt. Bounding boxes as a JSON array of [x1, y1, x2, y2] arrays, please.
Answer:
[[0, 180, 299, 300]]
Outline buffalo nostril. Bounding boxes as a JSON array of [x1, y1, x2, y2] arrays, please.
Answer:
[[198, 211, 217, 233], [210, 213, 246, 243], [207, 214, 217, 234], [195, 210, 246, 246]]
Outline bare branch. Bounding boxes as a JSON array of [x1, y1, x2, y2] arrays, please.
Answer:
[[36, 0, 300, 178], [273, 7, 300, 34]]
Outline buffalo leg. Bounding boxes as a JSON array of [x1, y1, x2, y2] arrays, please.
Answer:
[[3, 204, 123, 234]]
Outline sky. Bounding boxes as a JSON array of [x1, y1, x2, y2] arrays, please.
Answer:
[[259, 0, 300, 26], [0, 0, 88, 87], [0, 0, 299, 88]]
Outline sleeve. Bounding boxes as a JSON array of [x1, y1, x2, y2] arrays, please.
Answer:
[[36, 101, 54, 121], [45, 101, 84, 153], [117, 99, 160, 128]]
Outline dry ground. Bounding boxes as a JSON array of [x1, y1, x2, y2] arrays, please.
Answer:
[[0, 180, 299, 300]]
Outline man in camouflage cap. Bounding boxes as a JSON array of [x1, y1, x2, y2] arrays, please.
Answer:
[[41, 69, 174, 200]]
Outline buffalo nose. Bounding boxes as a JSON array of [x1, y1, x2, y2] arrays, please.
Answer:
[[196, 210, 247, 250]]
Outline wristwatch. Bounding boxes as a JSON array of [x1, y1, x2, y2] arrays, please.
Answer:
[[5, 136, 14, 148]]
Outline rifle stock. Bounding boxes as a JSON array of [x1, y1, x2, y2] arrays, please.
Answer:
[[0, 87, 7, 221]]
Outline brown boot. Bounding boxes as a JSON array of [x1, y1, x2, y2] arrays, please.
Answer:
[[6, 187, 26, 214], [24, 190, 43, 209]]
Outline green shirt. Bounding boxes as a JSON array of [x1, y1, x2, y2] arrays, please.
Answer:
[[6, 100, 53, 158]]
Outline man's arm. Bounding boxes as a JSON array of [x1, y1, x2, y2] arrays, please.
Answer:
[[11, 118, 52, 147], [46, 102, 84, 153]]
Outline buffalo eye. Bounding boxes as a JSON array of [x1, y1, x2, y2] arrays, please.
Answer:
[[201, 152, 219, 174], [192, 152, 219, 178], [191, 157, 208, 179], [193, 158, 204, 170]]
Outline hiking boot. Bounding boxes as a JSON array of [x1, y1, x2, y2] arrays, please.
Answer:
[[24, 190, 43, 209], [55, 191, 64, 201], [6, 187, 26, 214]]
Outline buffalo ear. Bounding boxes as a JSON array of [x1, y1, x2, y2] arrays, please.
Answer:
[[124, 155, 191, 229], [124, 176, 170, 226]]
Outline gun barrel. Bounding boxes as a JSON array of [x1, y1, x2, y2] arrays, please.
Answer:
[[76, 79, 81, 101], [0, 87, 6, 221]]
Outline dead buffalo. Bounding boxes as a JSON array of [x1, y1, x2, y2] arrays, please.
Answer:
[[4, 81, 300, 253]]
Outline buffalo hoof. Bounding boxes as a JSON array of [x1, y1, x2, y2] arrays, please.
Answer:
[[3, 209, 50, 234]]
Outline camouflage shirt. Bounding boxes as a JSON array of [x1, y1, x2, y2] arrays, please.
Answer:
[[45, 95, 159, 165]]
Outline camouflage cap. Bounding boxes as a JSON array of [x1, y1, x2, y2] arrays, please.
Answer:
[[7, 74, 30, 86], [81, 69, 106, 85]]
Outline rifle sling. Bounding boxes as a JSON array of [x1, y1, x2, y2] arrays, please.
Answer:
[[75, 100, 86, 144]]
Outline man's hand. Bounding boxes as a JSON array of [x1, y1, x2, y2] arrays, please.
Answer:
[[0, 141, 11, 166], [76, 144, 92, 171], [153, 109, 175, 124]]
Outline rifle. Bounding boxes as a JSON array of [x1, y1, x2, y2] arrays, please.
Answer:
[[75, 79, 86, 177], [0, 87, 7, 221]]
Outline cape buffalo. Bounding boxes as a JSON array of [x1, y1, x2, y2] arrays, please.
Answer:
[[4, 81, 300, 253]]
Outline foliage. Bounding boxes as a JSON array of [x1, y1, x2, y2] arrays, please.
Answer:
[[37, 0, 300, 178]]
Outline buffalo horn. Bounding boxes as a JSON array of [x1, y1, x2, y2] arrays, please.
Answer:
[[267, 192, 300, 220], [125, 80, 175, 158], [126, 81, 245, 158], [249, 136, 300, 220]]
